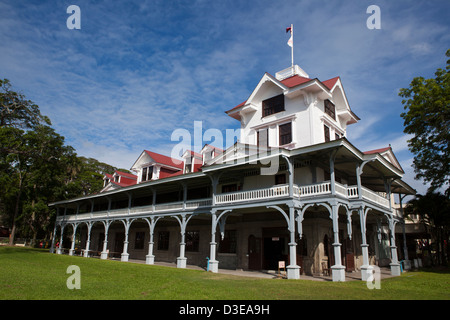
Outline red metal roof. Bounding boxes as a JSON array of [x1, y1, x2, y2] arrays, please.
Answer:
[[115, 170, 137, 180], [321, 76, 340, 90], [280, 75, 312, 88], [225, 75, 341, 116], [144, 150, 184, 169], [363, 147, 391, 155]]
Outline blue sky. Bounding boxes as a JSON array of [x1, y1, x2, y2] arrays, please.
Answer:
[[1, 0, 449, 196]]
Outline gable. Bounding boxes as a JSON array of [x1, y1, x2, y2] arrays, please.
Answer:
[[364, 147, 403, 172]]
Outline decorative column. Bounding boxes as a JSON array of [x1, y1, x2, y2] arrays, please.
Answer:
[[387, 214, 401, 276], [121, 219, 133, 262], [331, 203, 345, 281], [209, 211, 220, 273], [399, 194, 411, 270], [286, 206, 300, 279], [50, 222, 57, 253], [57, 223, 65, 254], [175, 214, 193, 268], [100, 220, 111, 260], [145, 216, 160, 264], [267, 204, 300, 279], [359, 207, 373, 281], [83, 222, 93, 258], [69, 223, 79, 256]]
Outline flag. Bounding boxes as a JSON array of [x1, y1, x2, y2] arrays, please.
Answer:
[[286, 25, 293, 47], [287, 34, 293, 47]]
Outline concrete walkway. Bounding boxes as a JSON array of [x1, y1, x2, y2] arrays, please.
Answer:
[[124, 258, 397, 281]]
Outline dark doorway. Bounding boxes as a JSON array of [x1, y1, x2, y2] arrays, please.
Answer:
[[97, 233, 105, 252], [114, 232, 124, 257], [263, 237, 286, 270], [248, 235, 262, 270]]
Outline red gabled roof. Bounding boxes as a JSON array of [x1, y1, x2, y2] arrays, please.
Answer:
[[104, 173, 113, 180], [225, 100, 247, 114], [363, 147, 391, 155], [280, 75, 312, 88], [111, 180, 135, 187], [144, 150, 183, 170], [322, 76, 340, 90], [159, 169, 183, 179], [115, 170, 137, 180], [226, 75, 341, 114]]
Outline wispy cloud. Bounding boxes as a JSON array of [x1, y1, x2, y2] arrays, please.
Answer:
[[0, 0, 448, 178]]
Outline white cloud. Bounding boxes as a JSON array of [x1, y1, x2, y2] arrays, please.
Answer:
[[1, 0, 448, 175]]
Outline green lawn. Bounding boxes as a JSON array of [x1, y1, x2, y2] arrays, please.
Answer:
[[0, 246, 449, 300]]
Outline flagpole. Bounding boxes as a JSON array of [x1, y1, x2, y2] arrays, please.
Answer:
[[291, 24, 294, 67]]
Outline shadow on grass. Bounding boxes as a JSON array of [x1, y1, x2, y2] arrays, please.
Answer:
[[0, 246, 48, 254], [412, 266, 450, 274]]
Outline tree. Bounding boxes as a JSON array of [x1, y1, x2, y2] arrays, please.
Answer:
[[0, 78, 120, 245], [399, 49, 450, 195], [405, 190, 450, 266], [0, 79, 50, 129]]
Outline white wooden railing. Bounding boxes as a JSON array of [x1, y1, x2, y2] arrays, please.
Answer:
[[56, 182, 390, 222], [215, 185, 290, 204]]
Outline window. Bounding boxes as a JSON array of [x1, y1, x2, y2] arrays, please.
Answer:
[[186, 231, 199, 252], [134, 232, 145, 250], [141, 167, 147, 182], [219, 230, 237, 253], [279, 122, 292, 145], [158, 231, 170, 250], [275, 174, 286, 185], [257, 128, 268, 148], [324, 125, 330, 142], [324, 99, 336, 120], [263, 94, 284, 117], [147, 166, 153, 180], [114, 175, 119, 183], [184, 156, 194, 173], [335, 133, 340, 140]]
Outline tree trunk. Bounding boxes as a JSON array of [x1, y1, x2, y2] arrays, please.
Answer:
[[8, 171, 24, 246], [8, 188, 22, 246]]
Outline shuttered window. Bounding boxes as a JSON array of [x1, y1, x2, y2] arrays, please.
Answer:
[[279, 122, 292, 145], [263, 94, 285, 117], [324, 125, 330, 142], [324, 99, 336, 120]]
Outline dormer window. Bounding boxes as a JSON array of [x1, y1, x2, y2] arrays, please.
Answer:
[[141, 167, 147, 182], [263, 94, 284, 117], [324, 99, 336, 120], [184, 156, 192, 173], [114, 175, 119, 183], [141, 166, 153, 182]]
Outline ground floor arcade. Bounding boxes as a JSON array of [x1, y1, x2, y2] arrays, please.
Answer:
[[52, 201, 404, 281]]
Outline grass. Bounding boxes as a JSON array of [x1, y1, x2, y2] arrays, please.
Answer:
[[0, 246, 449, 300]]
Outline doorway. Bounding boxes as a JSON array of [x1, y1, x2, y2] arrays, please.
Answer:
[[114, 232, 124, 257], [263, 237, 287, 270], [248, 235, 262, 270]]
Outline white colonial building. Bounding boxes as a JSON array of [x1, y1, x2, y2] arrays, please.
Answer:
[[50, 65, 415, 281]]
